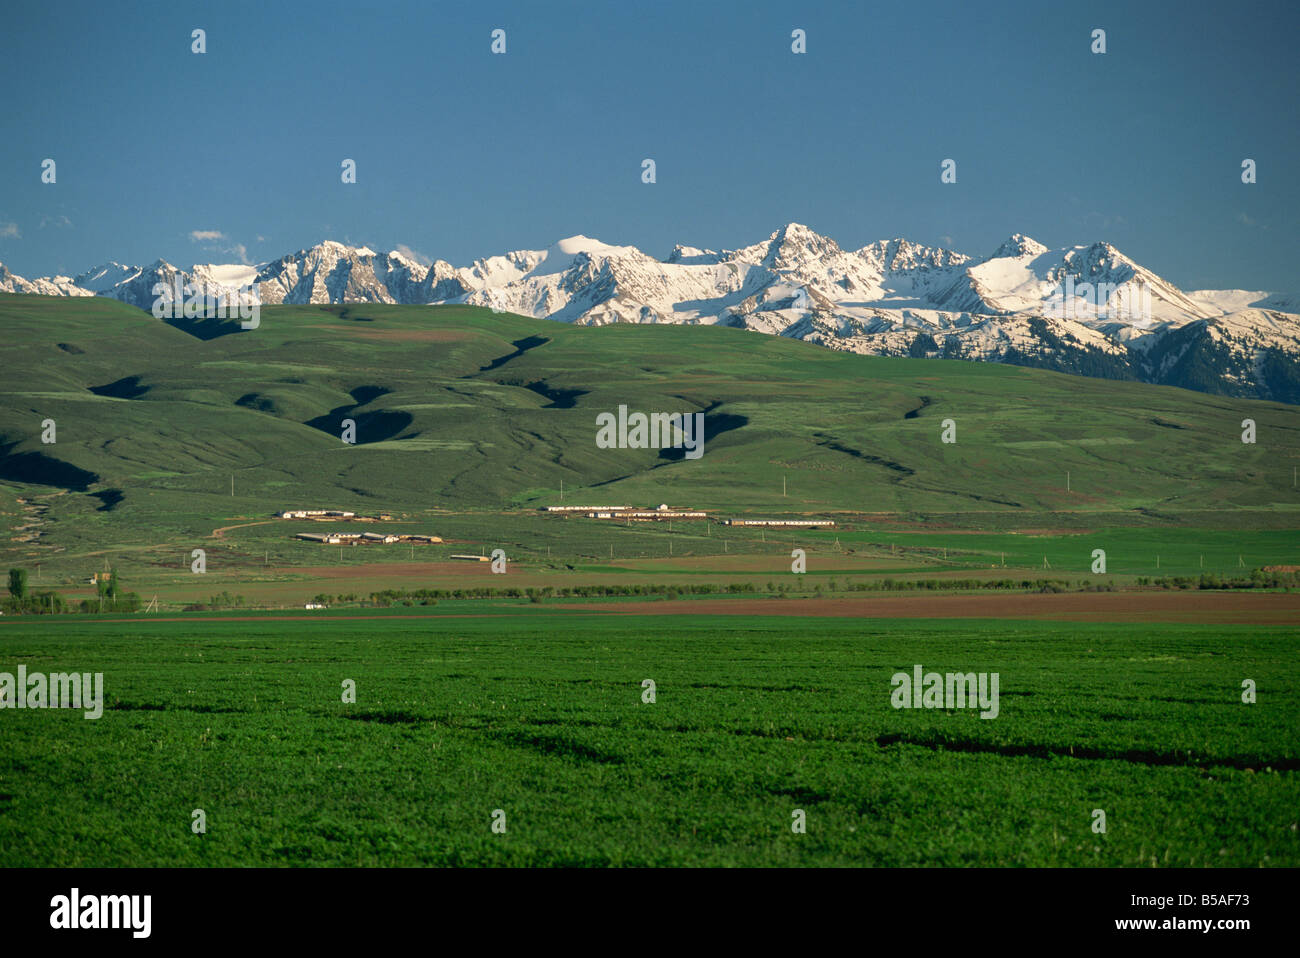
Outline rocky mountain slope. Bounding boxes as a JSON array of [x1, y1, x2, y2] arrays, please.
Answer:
[[3, 225, 1297, 402]]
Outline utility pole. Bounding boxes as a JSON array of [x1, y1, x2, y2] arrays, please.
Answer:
[[560, 479, 564, 501], [1066, 471, 1070, 493], [783, 474, 787, 497]]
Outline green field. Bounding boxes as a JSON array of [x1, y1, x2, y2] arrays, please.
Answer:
[[1, 296, 1296, 869], [1, 611, 1296, 867]]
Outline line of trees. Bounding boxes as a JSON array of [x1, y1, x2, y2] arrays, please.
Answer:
[[4, 567, 140, 614], [1137, 569, 1299, 590], [4, 564, 1290, 616], [4, 567, 68, 614], [182, 591, 246, 612]]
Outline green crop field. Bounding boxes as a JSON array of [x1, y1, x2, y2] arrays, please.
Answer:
[[1, 296, 1297, 870], [0, 612, 1296, 867]]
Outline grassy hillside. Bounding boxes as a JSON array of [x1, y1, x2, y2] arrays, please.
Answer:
[[1, 294, 1296, 598], [3, 294, 1297, 509]]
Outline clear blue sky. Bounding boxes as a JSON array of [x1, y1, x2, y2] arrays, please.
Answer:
[[1, 0, 1296, 292]]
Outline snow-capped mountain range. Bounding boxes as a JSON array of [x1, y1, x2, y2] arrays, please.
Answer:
[[3, 224, 1298, 402]]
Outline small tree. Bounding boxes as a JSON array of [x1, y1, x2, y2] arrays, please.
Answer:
[[7, 568, 27, 601]]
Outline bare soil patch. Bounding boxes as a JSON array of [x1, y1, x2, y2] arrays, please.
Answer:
[[291, 561, 495, 578]]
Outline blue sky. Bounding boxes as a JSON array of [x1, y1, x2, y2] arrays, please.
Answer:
[[1, 0, 1296, 291]]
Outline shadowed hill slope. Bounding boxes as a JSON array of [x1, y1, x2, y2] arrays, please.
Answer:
[[1, 295, 1296, 523]]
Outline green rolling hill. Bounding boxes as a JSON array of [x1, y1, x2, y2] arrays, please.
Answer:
[[0, 293, 1297, 588]]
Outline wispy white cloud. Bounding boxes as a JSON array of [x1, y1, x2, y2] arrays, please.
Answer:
[[189, 229, 252, 264], [0, 221, 19, 239], [393, 243, 432, 266], [38, 214, 72, 229]]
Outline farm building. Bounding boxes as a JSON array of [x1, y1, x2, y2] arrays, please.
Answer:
[[587, 510, 707, 520], [295, 531, 440, 545], [541, 505, 631, 513], [722, 519, 835, 527]]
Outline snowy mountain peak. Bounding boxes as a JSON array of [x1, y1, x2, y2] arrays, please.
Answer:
[[758, 222, 841, 268], [73, 261, 137, 292], [552, 235, 609, 255], [3, 224, 1296, 403], [532, 235, 645, 277], [772, 222, 820, 240], [992, 233, 1049, 259], [666, 244, 725, 265], [859, 238, 970, 272], [387, 248, 423, 266]]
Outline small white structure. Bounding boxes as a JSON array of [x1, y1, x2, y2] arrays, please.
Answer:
[[296, 532, 343, 544], [541, 505, 631, 513], [723, 519, 835, 528], [587, 510, 706, 520]]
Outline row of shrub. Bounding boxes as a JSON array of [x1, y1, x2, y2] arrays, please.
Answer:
[[358, 578, 1099, 605], [849, 578, 1075, 593], [5, 565, 1290, 615], [1138, 570, 1300, 590], [182, 591, 248, 612]]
